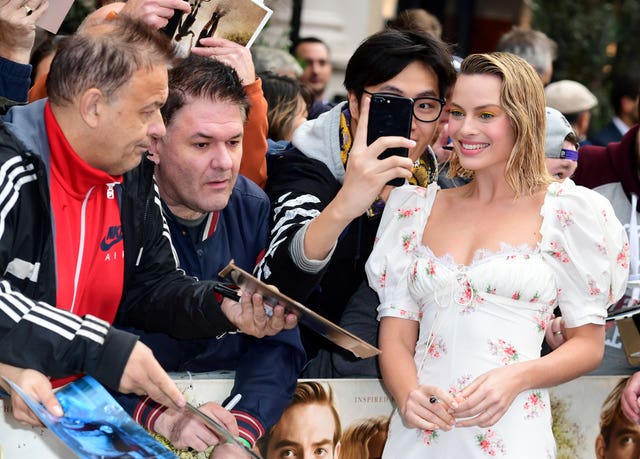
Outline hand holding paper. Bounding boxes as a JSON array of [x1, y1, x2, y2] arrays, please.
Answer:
[[3, 375, 177, 459], [0, 363, 61, 426], [0, 0, 49, 63], [121, 0, 191, 30], [220, 290, 298, 338], [191, 37, 256, 85], [119, 341, 186, 411]]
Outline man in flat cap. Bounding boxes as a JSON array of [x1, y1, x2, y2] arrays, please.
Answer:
[[545, 79, 598, 145]]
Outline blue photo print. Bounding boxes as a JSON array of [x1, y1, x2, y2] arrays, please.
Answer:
[[5, 375, 176, 458]]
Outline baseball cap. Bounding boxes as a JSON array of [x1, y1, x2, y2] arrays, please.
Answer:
[[544, 80, 598, 114], [545, 107, 578, 160]]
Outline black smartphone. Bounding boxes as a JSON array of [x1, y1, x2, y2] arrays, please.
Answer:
[[366, 93, 413, 186]]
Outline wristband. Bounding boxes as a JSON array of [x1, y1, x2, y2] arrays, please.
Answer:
[[237, 436, 252, 448]]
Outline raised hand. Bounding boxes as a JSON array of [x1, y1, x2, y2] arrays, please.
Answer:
[[333, 94, 415, 221], [191, 37, 256, 85], [118, 341, 186, 411], [0, 0, 49, 64], [120, 0, 190, 30]]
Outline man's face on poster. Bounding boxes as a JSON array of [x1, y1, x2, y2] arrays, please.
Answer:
[[266, 402, 340, 458], [597, 414, 640, 459]]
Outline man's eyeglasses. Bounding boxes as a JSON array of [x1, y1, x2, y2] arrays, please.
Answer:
[[362, 89, 445, 123]]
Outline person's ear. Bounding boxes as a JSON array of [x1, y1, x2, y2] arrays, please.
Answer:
[[148, 137, 161, 165], [78, 88, 105, 129], [347, 90, 360, 123], [595, 433, 606, 459], [334, 440, 341, 458]]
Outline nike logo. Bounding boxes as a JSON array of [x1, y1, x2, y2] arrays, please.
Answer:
[[100, 226, 123, 251]]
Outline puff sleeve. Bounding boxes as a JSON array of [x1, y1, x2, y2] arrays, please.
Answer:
[[365, 184, 434, 321], [540, 179, 629, 327]]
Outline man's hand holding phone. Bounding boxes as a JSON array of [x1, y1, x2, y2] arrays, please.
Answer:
[[333, 94, 415, 221], [366, 91, 414, 186]]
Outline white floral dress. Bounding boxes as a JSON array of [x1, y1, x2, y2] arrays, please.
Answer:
[[365, 180, 629, 459]]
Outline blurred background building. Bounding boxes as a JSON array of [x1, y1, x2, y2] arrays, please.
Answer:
[[258, 0, 639, 136]]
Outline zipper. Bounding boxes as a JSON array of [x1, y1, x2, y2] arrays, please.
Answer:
[[106, 182, 120, 200], [70, 186, 95, 313]]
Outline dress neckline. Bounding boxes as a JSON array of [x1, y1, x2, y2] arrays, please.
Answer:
[[415, 180, 568, 269], [415, 242, 540, 271]]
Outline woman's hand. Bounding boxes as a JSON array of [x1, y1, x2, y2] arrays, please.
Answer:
[[545, 316, 566, 349], [453, 365, 524, 428], [399, 384, 458, 432]]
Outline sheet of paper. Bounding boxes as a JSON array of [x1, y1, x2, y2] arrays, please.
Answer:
[[36, 0, 75, 34]]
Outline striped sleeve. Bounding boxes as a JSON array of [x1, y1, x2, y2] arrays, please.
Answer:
[[254, 153, 341, 302]]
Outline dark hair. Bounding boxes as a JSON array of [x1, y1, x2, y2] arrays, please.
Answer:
[[47, 16, 175, 106], [609, 72, 640, 115], [162, 54, 250, 128], [344, 28, 455, 101], [260, 71, 312, 140], [290, 36, 330, 56]]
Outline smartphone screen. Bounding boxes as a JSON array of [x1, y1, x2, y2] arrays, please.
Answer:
[[366, 93, 413, 186]]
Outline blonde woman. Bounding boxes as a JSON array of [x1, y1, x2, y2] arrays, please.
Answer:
[[366, 52, 629, 457]]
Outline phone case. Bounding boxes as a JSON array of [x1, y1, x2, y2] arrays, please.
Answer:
[[366, 93, 413, 186]]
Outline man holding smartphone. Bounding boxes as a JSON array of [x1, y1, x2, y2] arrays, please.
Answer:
[[256, 29, 456, 362]]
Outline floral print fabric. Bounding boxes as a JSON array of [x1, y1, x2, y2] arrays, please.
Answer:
[[365, 179, 629, 458]]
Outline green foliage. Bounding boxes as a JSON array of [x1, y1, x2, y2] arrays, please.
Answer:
[[532, 0, 640, 132]]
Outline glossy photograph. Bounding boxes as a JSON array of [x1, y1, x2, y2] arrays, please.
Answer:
[[163, 0, 272, 56]]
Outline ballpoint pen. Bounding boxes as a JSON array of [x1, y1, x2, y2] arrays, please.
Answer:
[[224, 393, 242, 411]]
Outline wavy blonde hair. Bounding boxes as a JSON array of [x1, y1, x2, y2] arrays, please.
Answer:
[[448, 52, 553, 197]]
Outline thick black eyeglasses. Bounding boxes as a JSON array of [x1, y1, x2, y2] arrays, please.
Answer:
[[363, 89, 445, 123]]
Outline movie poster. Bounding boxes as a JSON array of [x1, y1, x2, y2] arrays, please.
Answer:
[[0, 374, 631, 458]]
